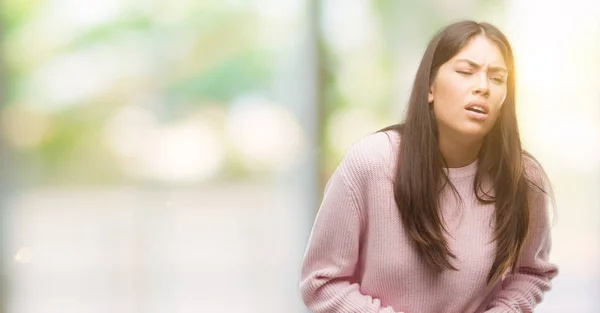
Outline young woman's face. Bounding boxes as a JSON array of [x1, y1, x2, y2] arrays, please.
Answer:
[[428, 35, 508, 140]]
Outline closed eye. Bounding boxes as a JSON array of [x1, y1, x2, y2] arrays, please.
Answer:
[[456, 71, 472, 75]]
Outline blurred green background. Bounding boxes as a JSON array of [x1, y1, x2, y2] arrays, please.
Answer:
[[0, 0, 598, 312]]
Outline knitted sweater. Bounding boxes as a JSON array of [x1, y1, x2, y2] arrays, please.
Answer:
[[299, 131, 558, 313]]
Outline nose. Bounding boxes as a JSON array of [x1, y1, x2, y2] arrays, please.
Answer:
[[473, 74, 490, 97]]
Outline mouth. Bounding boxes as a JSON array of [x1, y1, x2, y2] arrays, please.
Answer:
[[465, 102, 489, 120]]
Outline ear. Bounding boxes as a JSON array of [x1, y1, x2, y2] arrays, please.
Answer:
[[428, 87, 434, 103]]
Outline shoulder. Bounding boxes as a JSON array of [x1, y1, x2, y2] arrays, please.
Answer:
[[337, 130, 400, 184], [522, 152, 556, 233], [522, 151, 550, 196]]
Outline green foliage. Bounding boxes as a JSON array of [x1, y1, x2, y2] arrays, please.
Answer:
[[166, 51, 271, 103]]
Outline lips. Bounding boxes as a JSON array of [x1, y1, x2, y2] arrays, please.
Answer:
[[465, 101, 489, 114], [465, 101, 489, 120]]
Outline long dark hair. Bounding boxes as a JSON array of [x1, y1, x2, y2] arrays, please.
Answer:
[[379, 20, 550, 285]]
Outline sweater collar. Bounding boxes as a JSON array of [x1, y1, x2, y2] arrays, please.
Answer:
[[444, 159, 478, 180]]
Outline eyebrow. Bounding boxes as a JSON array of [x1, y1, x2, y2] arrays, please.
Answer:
[[456, 58, 508, 74]]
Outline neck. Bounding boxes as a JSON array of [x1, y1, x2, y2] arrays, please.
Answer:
[[438, 132, 483, 168]]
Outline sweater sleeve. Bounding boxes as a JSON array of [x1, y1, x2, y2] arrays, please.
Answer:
[[299, 164, 400, 313], [484, 190, 559, 313]]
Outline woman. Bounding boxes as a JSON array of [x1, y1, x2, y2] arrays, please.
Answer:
[[299, 20, 558, 313]]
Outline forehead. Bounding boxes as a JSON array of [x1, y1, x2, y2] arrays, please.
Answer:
[[452, 35, 506, 67]]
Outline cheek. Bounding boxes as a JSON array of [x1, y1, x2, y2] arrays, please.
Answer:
[[491, 87, 507, 112], [433, 78, 466, 106], [431, 83, 462, 121]]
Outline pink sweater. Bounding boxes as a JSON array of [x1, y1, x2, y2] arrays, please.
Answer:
[[299, 131, 558, 313]]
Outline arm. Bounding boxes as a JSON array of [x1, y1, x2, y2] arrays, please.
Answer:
[[299, 167, 400, 313], [485, 191, 559, 313]]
